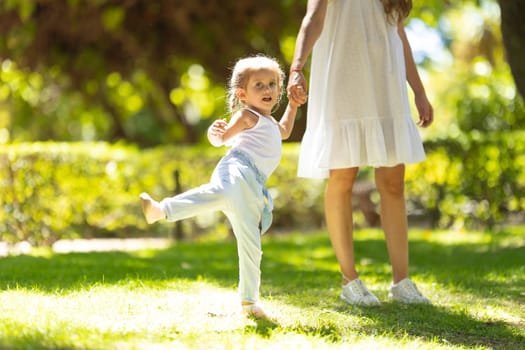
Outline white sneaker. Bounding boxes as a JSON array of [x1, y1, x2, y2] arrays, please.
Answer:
[[389, 278, 431, 304], [340, 278, 381, 306]]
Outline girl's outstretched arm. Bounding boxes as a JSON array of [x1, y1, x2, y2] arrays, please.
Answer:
[[278, 103, 299, 140], [207, 110, 258, 147], [398, 21, 434, 128]]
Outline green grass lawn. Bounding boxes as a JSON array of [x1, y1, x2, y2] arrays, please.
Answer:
[[0, 228, 524, 349]]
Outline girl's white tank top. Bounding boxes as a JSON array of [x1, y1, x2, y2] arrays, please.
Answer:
[[229, 107, 282, 178]]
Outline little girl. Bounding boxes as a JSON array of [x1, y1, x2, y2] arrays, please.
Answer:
[[140, 55, 306, 318]]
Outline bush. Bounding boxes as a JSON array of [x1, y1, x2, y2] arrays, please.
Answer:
[[0, 142, 325, 246], [406, 131, 525, 229], [1, 135, 523, 246]]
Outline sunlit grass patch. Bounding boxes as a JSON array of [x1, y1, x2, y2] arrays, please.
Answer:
[[0, 228, 523, 349]]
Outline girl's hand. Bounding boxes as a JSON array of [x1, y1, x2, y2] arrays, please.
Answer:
[[210, 119, 227, 135], [415, 93, 434, 128], [208, 119, 228, 146]]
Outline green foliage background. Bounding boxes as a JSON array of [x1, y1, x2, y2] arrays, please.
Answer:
[[1, 0, 525, 244], [0, 143, 325, 245], [1, 140, 524, 246], [1, 0, 523, 145]]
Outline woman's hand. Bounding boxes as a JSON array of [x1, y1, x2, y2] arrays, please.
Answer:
[[415, 93, 434, 128]]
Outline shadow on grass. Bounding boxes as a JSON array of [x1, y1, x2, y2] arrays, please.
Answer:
[[0, 232, 523, 349], [331, 303, 523, 349], [244, 317, 280, 338]]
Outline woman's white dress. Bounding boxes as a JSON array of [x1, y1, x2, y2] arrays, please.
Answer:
[[298, 0, 426, 179]]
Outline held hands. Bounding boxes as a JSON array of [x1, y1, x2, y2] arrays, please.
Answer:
[[208, 118, 228, 146], [287, 70, 308, 108]]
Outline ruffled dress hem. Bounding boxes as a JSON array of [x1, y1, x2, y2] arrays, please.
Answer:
[[297, 115, 426, 179]]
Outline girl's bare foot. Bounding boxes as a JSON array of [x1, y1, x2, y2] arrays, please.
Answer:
[[242, 302, 269, 319], [139, 192, 165, 224]]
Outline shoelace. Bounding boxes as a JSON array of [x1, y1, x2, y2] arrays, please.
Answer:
[[348, 280, 371, 297], [399, 281, 422, 297]]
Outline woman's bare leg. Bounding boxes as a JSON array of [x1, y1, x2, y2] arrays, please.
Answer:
[[325, 168, 359, 283], [375, 164, 409, 284]]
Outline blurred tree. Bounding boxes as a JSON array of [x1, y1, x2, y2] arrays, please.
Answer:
[[434, 0, 525, 135], [0, 0, 523, 146], [0, 0, 304, 145]]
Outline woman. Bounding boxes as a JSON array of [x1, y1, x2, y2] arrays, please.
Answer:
[[287, 0, 434, 305]]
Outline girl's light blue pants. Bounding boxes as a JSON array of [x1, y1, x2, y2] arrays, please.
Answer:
[[159, 150, 271, 303]]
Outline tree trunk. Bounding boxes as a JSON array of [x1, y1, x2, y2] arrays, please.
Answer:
[[498, 0, 525, 99]]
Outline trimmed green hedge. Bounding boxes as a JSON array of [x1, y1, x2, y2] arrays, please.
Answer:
[[1, 136, 523, 246], [0, 142, 325, 245]]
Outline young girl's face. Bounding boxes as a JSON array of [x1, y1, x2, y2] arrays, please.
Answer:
[[238, 68, 281, 115]]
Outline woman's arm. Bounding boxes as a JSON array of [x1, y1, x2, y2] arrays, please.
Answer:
[[397, 21, 434, 128], [287, 0, 328, 102], [290, 0, 328, 72]]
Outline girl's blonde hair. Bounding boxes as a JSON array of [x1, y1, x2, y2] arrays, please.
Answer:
[[227, 55, 285, 113], [381, 0, 412, 23]]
